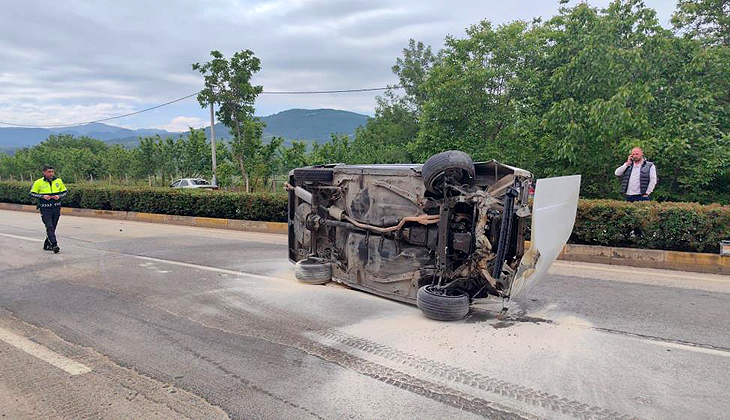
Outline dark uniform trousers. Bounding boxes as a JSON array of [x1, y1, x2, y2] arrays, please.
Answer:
[[41, 206, 61, 247]]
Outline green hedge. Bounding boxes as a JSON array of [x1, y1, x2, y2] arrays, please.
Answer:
[[0, 181, 287, 222], [572, 200, 730, 254], [2, 182, 729, 253]]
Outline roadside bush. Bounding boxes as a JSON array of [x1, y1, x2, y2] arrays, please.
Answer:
[[0, 181, 287, 222], [3, 182, 729, 253], [572, 200, 730, 253]]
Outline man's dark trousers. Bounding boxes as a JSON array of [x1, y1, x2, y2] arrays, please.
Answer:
[[40, 206, 61, 246], [626, 195, 650, 202]]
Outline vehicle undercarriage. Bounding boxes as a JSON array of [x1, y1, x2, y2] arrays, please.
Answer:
[[286, 151, 550, 321]]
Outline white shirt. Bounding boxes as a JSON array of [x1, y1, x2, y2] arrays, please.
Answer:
[[615, 160, 657, 195]]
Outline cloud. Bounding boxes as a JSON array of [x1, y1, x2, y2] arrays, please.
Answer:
[[0, 0, 677, 129], [0, 102, 136, 127], [158, 116, 207, 132]]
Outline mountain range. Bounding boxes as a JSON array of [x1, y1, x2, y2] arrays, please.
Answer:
[[0, 108, 370, 152]]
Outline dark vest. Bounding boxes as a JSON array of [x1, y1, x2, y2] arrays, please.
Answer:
[[621, 160, 653, 195]]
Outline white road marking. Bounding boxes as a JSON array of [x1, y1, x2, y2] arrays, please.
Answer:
[[133, 255, 283, 282], [0, 327, 91, 375], [552, 261, 730, 283], [0, 231, 286, 282], [0, 232, 43, 242], [642, 339, 730, 358], [559, 324, 730, 358]]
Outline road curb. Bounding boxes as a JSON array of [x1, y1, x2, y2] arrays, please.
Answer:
[[2, 202, 727, 274], [560, 243, 728, 275], [0, 202, 288, 235], [522, 241, 729, 275]]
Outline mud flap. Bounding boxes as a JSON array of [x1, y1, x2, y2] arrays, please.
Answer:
[[509, 175, 581, 299]]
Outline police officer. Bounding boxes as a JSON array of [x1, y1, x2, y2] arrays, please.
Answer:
[[30, 166, 68, 253]]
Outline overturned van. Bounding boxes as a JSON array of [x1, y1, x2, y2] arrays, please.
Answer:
[[286, 150, 580, 321]]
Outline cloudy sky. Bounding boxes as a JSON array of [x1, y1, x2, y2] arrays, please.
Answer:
[[0, 0, 676, 132]]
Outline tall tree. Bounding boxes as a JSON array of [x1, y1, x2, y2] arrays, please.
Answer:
[[387, 39, 441, 116], [672, 0, 730, 46], [179, 128, 211, 178], [348, 39, 440, 165], [193, 50, 263, 192], [279, 141, 308, 173], [135, 136, 160, 185], [410, 19, 543, 163]]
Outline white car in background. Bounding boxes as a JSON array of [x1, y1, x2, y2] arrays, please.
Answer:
[[170, 178, 218, 190]]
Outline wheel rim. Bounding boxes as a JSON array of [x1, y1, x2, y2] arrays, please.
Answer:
[[423, 285, 467, 299], [429, 168, 469, 193]]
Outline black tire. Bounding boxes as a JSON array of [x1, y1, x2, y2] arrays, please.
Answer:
[[416, 285, 470, 321], [293, 168, 334, 183], [421, 150, 475, 193], [294, 259, 332, 285]]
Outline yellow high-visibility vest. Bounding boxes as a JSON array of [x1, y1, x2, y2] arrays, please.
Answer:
[[30, 177, 68, 208]]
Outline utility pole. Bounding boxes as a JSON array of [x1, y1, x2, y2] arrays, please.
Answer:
[[210, 102, 217, 186]]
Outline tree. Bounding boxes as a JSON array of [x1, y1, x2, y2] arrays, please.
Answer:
[[279, 141, 309, 173], [532, 0, 730, 201], [135, 136, 160, 185], [178, 128, 211, 178], [409, 19, 543, 164], [394, 0, 730, 202], [193, 50, 263, 192], [249, 135, 284, 191], [158, 136, 178, 182], [347, 104, 419, 164], [229, 118, 263, 191], [310, 134, 354, 165], [672, 0, 730, 46], [342, 39, 439, 165], [387, 39, 441, 116], [101, 145, 134, 182]]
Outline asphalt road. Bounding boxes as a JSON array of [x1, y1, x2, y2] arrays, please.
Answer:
[[1, 209, 729, 420]]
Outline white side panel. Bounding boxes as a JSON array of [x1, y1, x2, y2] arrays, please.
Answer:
[[509, 175, 581, 299]]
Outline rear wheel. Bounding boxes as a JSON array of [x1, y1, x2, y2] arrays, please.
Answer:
[[416, 285, 470, 321], [294, 259, 332, 285], [421, 150, 475, 193]]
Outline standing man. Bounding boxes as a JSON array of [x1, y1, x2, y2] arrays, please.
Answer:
[[30, 166, 67, 253], [614, 147, 657, 202]]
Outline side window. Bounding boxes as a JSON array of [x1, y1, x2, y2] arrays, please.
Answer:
[[179, 180, 189, 187]]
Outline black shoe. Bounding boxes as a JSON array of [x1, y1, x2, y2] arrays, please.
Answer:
[[43, 244, 53, 251], [52, 246, 60, 254]]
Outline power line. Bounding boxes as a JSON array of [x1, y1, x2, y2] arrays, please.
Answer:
[[261, 86, 401, 95], [0, 85, 404, 129], [0, 91, 201, 129]]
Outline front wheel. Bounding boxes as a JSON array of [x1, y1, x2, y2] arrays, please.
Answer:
[[416, 285, 470, 321]]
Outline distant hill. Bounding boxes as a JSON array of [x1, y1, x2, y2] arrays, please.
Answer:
[[0, 108, 369, 151], [0, 123, 174, 150], [261, 108, 369, 142], [0, 127, 56, 148]]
